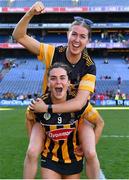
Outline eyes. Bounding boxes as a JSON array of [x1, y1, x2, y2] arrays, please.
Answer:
[[50, 75, 67, 81], [71, 32, 88, 39]]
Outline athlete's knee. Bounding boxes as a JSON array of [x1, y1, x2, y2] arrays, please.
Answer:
[[85, 149, 97, 161], [26, 146, 40, 161]]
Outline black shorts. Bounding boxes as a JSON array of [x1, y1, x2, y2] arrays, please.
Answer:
[[41, 156, 83, 175]]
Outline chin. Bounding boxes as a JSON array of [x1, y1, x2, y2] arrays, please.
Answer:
[[71, 49, 81, 55], [54, 94, 63, 99], [56, 96, 64, 100]]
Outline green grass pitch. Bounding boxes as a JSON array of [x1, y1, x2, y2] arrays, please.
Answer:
[[0, 106, 129, 179]]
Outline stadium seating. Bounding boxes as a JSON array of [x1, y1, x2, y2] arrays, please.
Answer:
[[96, 80, 129, 94], [0, 0, 8, 7], [94, 58, 129, 94], [0, 36, 10, 43], [79, 0, 129, 6], [0, 59, 44, 96], [96, 80, 117, 93], [95, 58, 129, 80], [0, 57, 129, 96], [1, 0, 129, 7]]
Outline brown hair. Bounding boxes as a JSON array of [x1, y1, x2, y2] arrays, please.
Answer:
[[47, 62, 71, 80], [69, 17, 92, 39]]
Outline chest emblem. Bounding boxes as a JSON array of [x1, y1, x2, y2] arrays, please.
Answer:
[[44, 113, 51, 121]]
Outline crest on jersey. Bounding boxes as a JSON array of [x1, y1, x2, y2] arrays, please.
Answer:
[[71, 112, 75, 118], [44, 113, 51, 120]]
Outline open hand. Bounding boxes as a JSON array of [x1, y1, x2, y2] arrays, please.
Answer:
[[29, 98, 47, 113]]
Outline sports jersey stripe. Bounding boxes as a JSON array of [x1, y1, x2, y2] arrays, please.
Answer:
[[83, 53, 94, 66], [79, 80, 95, 92], [82, 51, 94, 64], [67, 129, 76, 162], [57, 124, 64, 128], [42, 71, 48, 93], [42, 137, 51, 157], [73, 128, 82, 161], [42, 122, 76, 127], [51, 143, 60, 162], [48, 139, 55, 159], [63, 124, 71, 129], [44, 44, 55, 68], [86, 109, 99, 122], [86, 57, 94, 66], [79, 74, 96, 92], [37, 43, 55, 66], [57, 140, 64, 162], [50, 124, 57, 131], [37, 43, 44, 60], [80, 103, 97, 123], [82, 74, 96, 81], [72, 123, 78, 161], [62, 141, 71, 163], [42, 46, 55, 93]]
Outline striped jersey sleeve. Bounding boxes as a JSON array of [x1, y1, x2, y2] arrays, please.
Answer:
[[37, 43, 55, 69], [79, 73, 96, 93]]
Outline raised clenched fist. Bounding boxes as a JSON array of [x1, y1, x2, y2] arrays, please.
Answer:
[[28, 1, 46, 16]]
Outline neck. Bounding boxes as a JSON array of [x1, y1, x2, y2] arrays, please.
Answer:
[[66, 48, 81, 64]]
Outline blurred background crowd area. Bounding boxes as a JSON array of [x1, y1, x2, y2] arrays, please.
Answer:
[[0, 0, 129, 105]]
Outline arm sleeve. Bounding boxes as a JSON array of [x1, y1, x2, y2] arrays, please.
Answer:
[[79, 61, 96, 93], [37, 43, 55, 68]]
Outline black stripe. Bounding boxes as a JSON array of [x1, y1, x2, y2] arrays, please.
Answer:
[[47, 139, 55, 160], [67, 131, 76, 162], [57, 140, 64, 162]]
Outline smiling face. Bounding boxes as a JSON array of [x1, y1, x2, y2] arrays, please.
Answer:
[[47, 67, 70, 103], [67, 24, 89, 58]]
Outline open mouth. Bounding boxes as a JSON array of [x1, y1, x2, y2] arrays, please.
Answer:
[[73, 44, 79, 48], [55, 87, 63, 93], [72, 43, 80, 48]]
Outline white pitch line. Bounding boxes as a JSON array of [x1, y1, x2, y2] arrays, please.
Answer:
[[95, 107, 129, 110], [102, 135, 129, 138], [0, 108, 14, 111]]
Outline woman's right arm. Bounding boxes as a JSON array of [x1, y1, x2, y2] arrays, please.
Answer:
[[12, 1, 45, 56]]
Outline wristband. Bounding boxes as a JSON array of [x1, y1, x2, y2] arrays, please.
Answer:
[[48, 104, 53, 113]]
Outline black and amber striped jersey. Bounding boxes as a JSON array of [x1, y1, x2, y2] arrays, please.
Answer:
[[37, 44, 96, 95], [35, 93, 88, 164]]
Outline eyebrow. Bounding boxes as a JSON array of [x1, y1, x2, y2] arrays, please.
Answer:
[[50, 75, 67, 78], [72, 31, 88, 36]]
